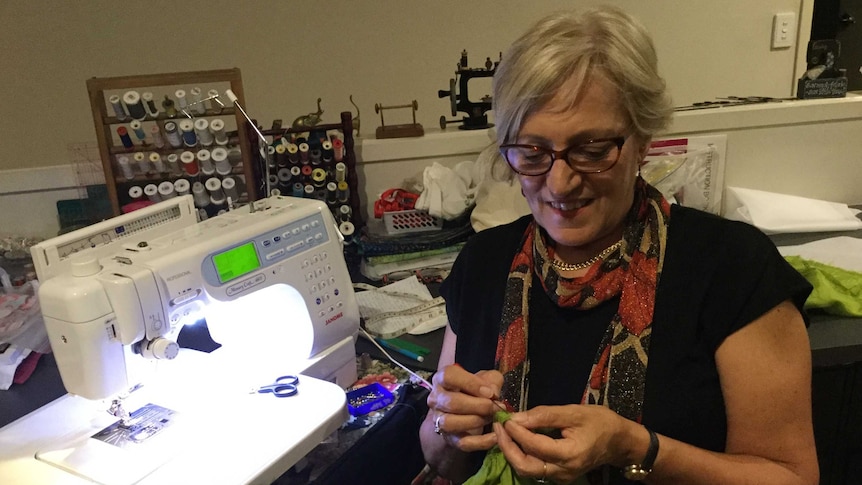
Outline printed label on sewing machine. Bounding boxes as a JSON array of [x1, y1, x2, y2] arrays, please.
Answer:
[[92, 403, 178, 448]]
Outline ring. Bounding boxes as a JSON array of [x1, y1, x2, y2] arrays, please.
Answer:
[[537, 461, 547, 483], [434, 414, 443, 435]]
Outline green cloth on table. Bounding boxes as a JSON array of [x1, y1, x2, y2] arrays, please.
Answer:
[[463, 412, 588, 485], [785, 255, 862, 317]]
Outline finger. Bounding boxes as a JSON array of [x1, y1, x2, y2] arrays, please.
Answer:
[[509, 404, 585, 429], [428, 387, 501, 417], [434, 365, 500, 399], [474, 369, 504, 394], [504, 418, 562, 459], [451, 430, 498, 453], [435, 409, 493, 434], [494, 422, 547, 480]]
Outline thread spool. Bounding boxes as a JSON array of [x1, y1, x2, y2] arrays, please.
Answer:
[[117, 126, 134, 148], [164, 121, 182, 148], [150, 124, 165, 148], [134, 152, 149, 174], [142, 92, 159, 118], [332, 138, 344, 162], [179, 119, 197, 147], [326, 181, 338, 205], [210, 193, 226, 211], [123, 91, 147, 120], [144, 183, 160, 202], [162, 95, 177, 118], [290, 166, 301, 180], [301, 165, 313, 178], [128, 186, 143, 200], [181, 151, 199, 176], [175, 89, 187, 111], [205, 177, 225, 200], [292, 183, 304, 197], [166, 153, 181, 174], [199, 150, 214, 176], [118, 155, 134, 180], [303, 184, 314, 197], [109, 95, 127, 120], [266, 145, 277, 169], [174, 178, 191, 196], [198, 208, 209, 221], [194, 118, 214, 146], [339, 221, 355, 244], [275, 143, 287, 167], [277, 168, 292, 185], [268, 174, 279, 189], [227, 147, 242, 165], [222, 176, 239, 202], [190, 87, 206, 115], [321, 140, 333, 163], [337, 181, 350, 203], [311, 168, 327, 187], [335, 162, 346, 183], [192, 181, 210, 207], [130, 120, 146, 142], [209, 118, 229, 145], [149, 152, 166, 173], [211, 147, 231, 175], [270, 187, 282, 197], [286, 143, 299, 164], [298, 143, 310, 163], [338, 204, 352, 222], [310, 148, 322, 166], [158, 181, 176, 199], [206, 89, 222, 113]]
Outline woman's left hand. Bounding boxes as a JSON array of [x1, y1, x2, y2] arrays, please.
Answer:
[[494, 404, 636, 483]]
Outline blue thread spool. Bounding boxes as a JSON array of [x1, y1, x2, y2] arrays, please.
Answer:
[[179, 119, 197, 147], [292, 183, 303, 197], [117, 126, 134, 148], [130, 120, 146, 142]]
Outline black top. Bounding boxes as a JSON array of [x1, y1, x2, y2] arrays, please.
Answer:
[[440, 205, 812, 482]]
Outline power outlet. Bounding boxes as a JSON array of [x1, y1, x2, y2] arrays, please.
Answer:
[[772, 12, 797, 49]]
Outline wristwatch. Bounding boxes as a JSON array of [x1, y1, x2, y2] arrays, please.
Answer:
[[622, 428, 659, 481]]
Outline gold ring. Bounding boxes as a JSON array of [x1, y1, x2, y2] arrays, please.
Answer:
[[537, 461, 547, 483], [434, 414, 444, 435]]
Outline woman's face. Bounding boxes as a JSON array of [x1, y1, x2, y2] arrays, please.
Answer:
[[515, 77, 647, 255]]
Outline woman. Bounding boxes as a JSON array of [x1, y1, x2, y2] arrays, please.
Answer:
[[419, 6, 818, 485]]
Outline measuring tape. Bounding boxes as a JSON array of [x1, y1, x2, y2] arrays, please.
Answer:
[[353, 283, 447, 339]]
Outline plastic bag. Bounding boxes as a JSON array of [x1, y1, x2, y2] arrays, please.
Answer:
[[0, 279, 50, 353], [642, 144, 721, 214]]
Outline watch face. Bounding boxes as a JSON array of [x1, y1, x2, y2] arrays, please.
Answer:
[[622, 466, 650, 481]]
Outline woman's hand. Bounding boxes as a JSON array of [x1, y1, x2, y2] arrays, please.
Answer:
[[426, 364, 505, 453], [495, 404, 642, 483]]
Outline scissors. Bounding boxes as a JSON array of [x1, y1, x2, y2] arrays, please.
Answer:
[[251, 375, 300, 397]]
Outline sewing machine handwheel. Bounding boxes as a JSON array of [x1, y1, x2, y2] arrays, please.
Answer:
[[439, 115, 447, 130], [412, 100, 419, 111], [374, 103, 382, 114]]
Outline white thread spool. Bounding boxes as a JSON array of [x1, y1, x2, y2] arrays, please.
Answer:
[[209, 118, 229, 145], [144, 183, 160, 202], [175, 89, 187, 111], [179, 119, 197, 147], [109, 95, 127, 120], [335, 162, 346, 183], [212, 147, 231, 175], [222, 176, 239, 202], [205, 177, 225, 200], [194, 118, 214, 146], [150, 124, 165, 148], [339, 221, 355, 244], [290, 166, 301, 179], [164, 121, 182, 148], [158, 181, 176, 199], [197, 149, 214, 175], [190, 87, 206, 115], [117, 155, 134, 180], [128, 186, 143, 200], [181, 150, 199, 176], [299, 143, 310, 163], [142, 92, 159, 118], [338, 204, 352, 222], [149, 152, 166, 173], [134, 152, 149, 174], [174, 178, 190, 196], [198, 208, 209, 221], [166, 153, 181, 174], [206, 89, 220, 112], [192, 181, 210, 207], [123, 91, 146, 120]]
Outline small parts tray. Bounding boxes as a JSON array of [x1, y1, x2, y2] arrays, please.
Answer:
[[346, 382, 395, 416], [383, 210, 443, 235]]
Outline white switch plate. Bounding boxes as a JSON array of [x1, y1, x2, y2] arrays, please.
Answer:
[[772, 12, 797, 49]]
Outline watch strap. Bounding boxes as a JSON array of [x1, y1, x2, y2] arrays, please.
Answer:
[[622, 428, 659, 480]]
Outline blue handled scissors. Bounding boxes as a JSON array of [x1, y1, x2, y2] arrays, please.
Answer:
[[251, 375, 300, 397]]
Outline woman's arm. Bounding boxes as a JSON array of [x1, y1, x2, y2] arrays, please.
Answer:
[[420, 325, 502, 483], [498, 299, 819, 485]]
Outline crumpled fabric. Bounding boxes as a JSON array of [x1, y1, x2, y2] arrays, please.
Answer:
[[415, 161, 476, 220], [784, 255, 862, 317]]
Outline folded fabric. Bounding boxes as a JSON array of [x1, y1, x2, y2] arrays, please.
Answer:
[[415, 161, 476, 220], [724, 187, 862, 234], [784, 255, 862, 317]]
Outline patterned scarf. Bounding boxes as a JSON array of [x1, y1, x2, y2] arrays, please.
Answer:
[[495, 178, 670, 422]]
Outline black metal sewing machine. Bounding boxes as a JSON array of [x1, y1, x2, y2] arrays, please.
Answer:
[[438, 50, 499, 130]]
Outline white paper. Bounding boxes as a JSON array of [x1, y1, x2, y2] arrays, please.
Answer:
[[725, 186, 862, 234], [778, 236, 862, 273], [354, 276, 447, 338]]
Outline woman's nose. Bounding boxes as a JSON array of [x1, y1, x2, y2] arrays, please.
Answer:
[[545, 155, 582, 195]]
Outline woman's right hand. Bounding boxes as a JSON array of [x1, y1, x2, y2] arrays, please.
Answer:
[[426, 365, 505, 452]]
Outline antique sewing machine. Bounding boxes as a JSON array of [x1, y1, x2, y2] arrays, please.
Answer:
[[438, 49, 499, 130], [0, 195, 359, 484]]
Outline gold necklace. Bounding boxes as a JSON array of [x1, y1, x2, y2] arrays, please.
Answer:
[[549, 240, 623, 272]]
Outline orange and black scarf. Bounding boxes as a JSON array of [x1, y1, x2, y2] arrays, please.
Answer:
[[495, 178, 670, 422]]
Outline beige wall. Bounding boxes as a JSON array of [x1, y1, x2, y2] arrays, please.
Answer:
[[1, 0, 806, 172]]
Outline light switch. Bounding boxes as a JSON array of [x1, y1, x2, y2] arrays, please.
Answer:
[[772, 12, 797, 49]]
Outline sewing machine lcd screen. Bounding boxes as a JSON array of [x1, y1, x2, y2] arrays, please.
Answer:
[[212, 241, 260, 283]]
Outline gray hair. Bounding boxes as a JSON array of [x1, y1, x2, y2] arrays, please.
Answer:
[[491, 6, 672, 178]]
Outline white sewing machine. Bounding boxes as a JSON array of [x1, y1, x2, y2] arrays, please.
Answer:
[[0, 195, 360, 485]]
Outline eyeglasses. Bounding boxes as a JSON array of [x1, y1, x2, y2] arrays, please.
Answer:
[[500, 136, 628, 176]]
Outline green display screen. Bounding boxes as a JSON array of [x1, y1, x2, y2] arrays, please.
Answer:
[[212, 242, 261, 283]]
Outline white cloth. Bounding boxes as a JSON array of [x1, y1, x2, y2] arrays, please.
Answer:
[[724, 186, 862, 234], [469, 144, 531, 232], [414, 161, 476, 220]]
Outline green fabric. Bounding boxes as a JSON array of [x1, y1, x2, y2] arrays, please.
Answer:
[[463, 412, 589, 485], [784, 255, 862, 317]]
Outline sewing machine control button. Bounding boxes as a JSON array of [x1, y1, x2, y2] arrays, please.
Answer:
[[292, 228, 301, 235], [324, 294, 331, 301], [334, 288, 340, 295], [302, 224, 310, 231], [315, 268, 324, 277], [336, 301, 343, 308], [328, 306, 335, 313], [306, 272, 314, 281], [320, 280, 328, 289], [315, 297, 322, 305], [287, 241, 304, 252], [311, 284, 318, 293], [325, 264, 332, 273], [283, 231, 291, 239], [330, 277, 336, 284], [319, 310, 326, 317], [321, 252, 328, 259], [273, 235, 281, 243], [266, 248, 285, 261], [302, 260, 310, 268], [314, 233, 323, 241], [311, 220, 320, 228], [306, 237, 314, 244], [313, 255, 320, 263], [262, 240, 272, 247]]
